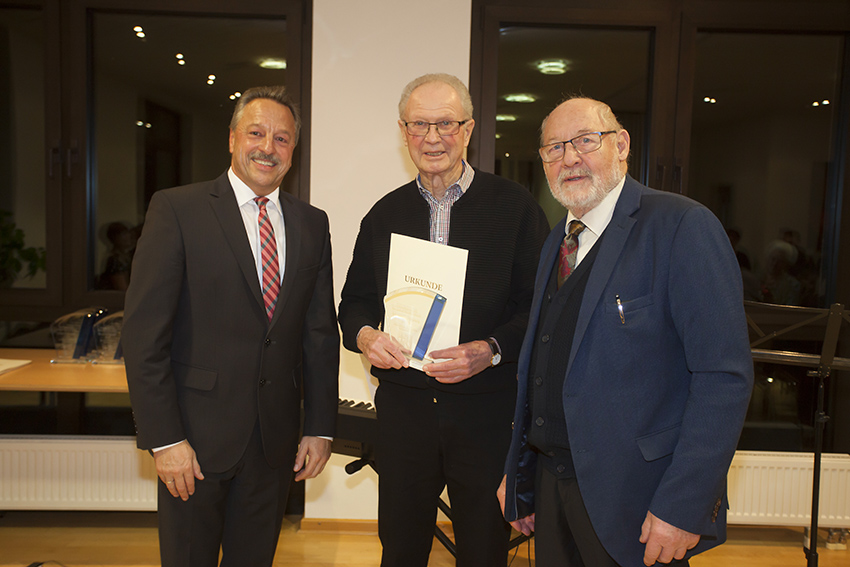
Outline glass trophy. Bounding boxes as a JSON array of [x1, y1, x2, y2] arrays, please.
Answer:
[[383, 287, 447, 371], [91, 311, 124, 365], [50, 307, 108, 363]]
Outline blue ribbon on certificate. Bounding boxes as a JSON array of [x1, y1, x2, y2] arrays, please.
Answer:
[[412, 293, 446, 360]]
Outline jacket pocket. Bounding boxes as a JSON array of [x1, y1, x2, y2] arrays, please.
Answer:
[[173, 362, 217, 391], [636, 423, 681, 462]]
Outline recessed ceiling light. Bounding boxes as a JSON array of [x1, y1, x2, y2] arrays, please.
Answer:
[[495, 133, 502, 139], [229, 92, 242, 100], [703, 97, 716, 104], [496, 115, 517, 122], [812, 101, 820, 107], [259, 58, 287, 70], [822, 100, 830, 105], [136, 31, 145, 39], [534, 59, 570, 75], [133, 26, 143, 32], [503, 93, 537, 103]]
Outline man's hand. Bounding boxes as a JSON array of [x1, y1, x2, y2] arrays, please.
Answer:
[[154, 440, 204, 501], [423, 340, 492, 384], [293, 436, 332, 481], [639, 511, 700, 566], [496, 475, 535, 536], [357, 327, 409, 370]]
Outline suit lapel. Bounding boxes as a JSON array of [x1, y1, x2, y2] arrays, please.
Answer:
[[518, 218, 565, 382], [270, 193, 303, 328], [567, 177, 641, 373], [208, 173, 265, 308]]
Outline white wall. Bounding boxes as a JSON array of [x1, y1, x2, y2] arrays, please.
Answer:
[[306, 0, 472, 520]]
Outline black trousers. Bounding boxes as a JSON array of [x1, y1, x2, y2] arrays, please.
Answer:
[[157, 421, 294, 567], [375, 381, 515, 567], [534, 466, 690, 567]]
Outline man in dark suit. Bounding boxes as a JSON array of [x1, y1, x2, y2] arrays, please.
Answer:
[[497, 96, 753, 567], [338, 73, 549, 567], [123, 85, 339, 567]]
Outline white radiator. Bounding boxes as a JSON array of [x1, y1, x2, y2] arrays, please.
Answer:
[[0, 435, 157, 511], [728, 451, 850, 528], [1, 440, 848, 526]]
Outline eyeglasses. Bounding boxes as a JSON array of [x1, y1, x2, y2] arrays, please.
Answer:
[[403, 120, 469, 137], [538, 130, 617, 162]]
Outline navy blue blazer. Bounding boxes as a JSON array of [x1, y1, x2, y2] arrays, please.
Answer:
[[503, 176, 753, 566]]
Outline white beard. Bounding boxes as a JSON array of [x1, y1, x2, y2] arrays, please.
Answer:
[[548, 159, 623, 214]]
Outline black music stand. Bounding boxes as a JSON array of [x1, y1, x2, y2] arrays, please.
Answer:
[[744, 300, 850, 567]]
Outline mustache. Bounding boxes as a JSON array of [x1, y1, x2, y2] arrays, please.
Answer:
[[249, 150, 280, 165], [557, 169, 591, 183]]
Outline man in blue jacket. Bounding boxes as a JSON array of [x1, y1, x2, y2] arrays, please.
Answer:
[[497, 96, 753, 567]]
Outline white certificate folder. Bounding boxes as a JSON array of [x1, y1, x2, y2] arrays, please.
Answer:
[[384, 233, 468, 371]]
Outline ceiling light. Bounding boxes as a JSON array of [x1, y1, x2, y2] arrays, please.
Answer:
[[496, 115, 517, 122], [229, 92, 242, 100], [495, 133, 502, 139], [535, 59, 570, 75], [259, 58, 287, 70], [136, 31, 145, 38], [703, 97, 716, 104], [823, 100, 830, 105], [133, 26, 143, 32], [208, 74, 216, 80], [175, 54, 184, 59], [812, 101, 820, 107], [503, 93, 537, 103]]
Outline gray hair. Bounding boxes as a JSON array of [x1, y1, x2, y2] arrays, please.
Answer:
[[540, 95, 624, 146], [230, 85, 301, 145], [398, 73, 473, 120]]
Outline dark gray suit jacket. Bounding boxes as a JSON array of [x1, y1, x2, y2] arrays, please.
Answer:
[[123, 172, 339, 473]]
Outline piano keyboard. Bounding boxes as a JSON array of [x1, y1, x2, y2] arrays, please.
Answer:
[[333, 398, 377, 467]]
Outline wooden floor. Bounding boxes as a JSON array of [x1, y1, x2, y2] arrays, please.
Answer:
[[0, 511, 847, 567]]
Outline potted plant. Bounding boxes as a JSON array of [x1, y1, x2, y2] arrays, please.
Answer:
[[0, 210, 47, 288]]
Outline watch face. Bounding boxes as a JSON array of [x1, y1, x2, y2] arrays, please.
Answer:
[[491, 353, 501, 366]]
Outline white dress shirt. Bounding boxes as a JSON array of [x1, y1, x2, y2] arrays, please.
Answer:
[[567, 175, 626, 267]]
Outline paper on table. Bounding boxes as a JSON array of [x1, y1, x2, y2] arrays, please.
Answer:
[[0, 358, 32, 375], [384, 233, 468, 371]]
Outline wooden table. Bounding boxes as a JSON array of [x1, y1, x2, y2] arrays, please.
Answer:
[[0, 347, 128, 393], [0, 347, 129, 433]]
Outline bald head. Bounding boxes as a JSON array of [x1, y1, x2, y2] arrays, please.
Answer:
[[539, 97, 631, 217]]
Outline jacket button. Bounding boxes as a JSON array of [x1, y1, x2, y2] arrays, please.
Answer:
[[259, 379, 266, 386], [535, 376, 543, 386], [556, 464, 565, 473], [264, 338, 271, 346], [541, 335, 550, 343], [535, 417, 545, 426]]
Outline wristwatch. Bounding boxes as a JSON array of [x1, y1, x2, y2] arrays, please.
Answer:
[[486, 337, 502, 367]]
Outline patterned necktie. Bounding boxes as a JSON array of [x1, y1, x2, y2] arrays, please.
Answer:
[[557, 220, 586, 288], [255, 197, 280, 321]]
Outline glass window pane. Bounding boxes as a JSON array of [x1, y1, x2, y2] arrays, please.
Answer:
[[689, 32, 846, 453], [497, 26, 651, 226], [0, 8, 46, 290], [689, 32, 843, 308], [89, 13, 288, 290]]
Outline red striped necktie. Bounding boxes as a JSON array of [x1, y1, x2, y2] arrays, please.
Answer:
[[255, 196, 280, 321]]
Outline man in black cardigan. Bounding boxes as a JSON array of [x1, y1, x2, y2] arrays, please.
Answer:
[[338, 73, 549, 567]]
